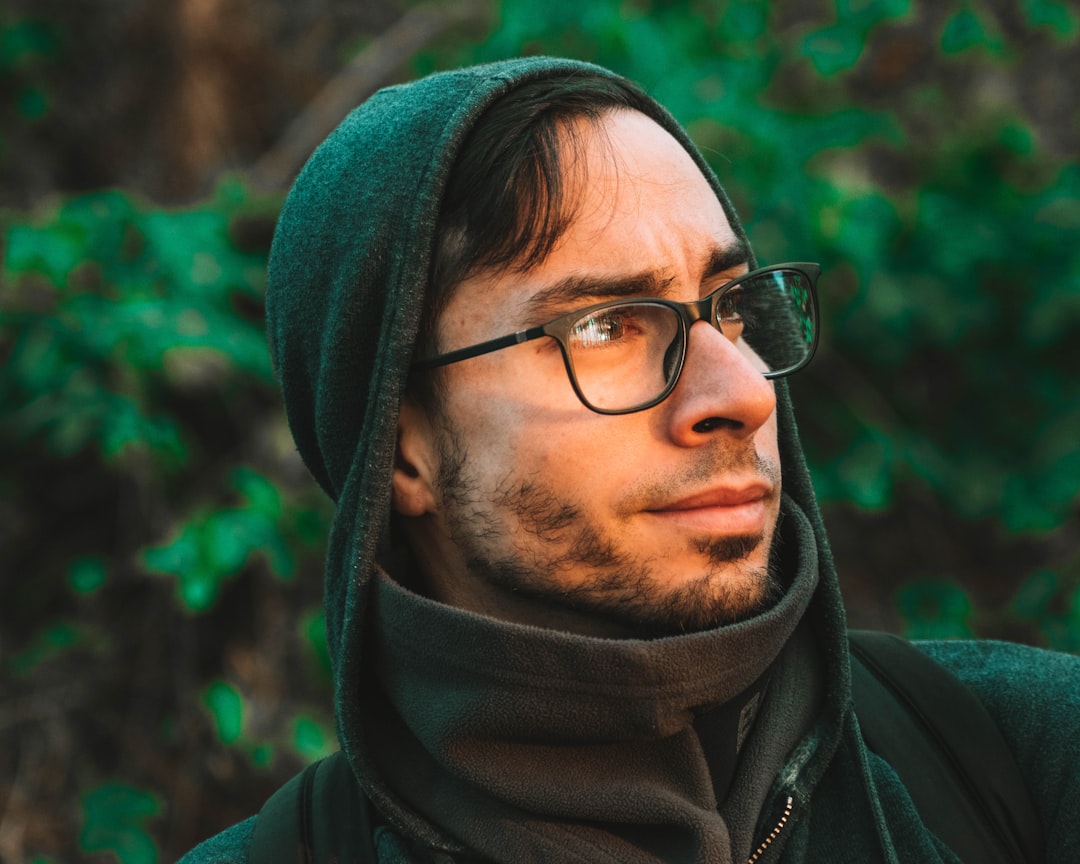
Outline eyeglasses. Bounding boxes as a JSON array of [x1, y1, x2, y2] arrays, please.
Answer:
[[411, 262, 820, 415]]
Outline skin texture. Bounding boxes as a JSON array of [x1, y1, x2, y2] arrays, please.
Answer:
[[393, 109, 782, 638]]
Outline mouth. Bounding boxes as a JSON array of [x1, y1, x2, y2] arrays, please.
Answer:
[[643, 482, 773, 534]]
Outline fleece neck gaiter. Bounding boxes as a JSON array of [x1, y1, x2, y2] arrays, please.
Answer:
[[363, 495, 821, 864]]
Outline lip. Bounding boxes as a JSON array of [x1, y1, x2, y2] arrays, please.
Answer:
[[651, 482, 771, 511], [643, 482, 773, 534]]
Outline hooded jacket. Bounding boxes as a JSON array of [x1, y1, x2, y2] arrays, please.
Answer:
[[180, 57, 1080, 864]]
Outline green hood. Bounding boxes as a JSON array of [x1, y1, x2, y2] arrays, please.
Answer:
[[266, 56, 848, 856]]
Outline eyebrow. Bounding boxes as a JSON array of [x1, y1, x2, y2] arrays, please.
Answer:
[[702, 239, 752, 280], [523, 271, 673, 322], [521, 238, 752, 322]]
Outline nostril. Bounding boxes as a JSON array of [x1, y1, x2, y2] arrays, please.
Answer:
[[692, 416, 739, 434]]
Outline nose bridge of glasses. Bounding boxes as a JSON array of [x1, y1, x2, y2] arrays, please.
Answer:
[[670, 292, 743, 384], [679, 291, 722, 332]]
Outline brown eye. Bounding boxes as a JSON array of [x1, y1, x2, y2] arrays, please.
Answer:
[[569, 309, 639, 349]]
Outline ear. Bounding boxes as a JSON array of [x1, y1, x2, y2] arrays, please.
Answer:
[[391, 396, 439, 517]]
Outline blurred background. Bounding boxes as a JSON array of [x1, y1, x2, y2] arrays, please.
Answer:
[[1, 0, 1077, 860]]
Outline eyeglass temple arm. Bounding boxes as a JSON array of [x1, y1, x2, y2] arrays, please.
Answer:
[[411, 325, 548, 371]]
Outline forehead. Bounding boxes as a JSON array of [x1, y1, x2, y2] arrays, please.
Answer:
[[571, 112, 738, 263], [442, 110, 743, 336]]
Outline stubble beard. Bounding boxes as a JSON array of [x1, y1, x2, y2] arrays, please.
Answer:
[[433, 425, 783, 638]]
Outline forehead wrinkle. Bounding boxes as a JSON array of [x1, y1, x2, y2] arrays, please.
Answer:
[[521, 270, 677, 321], [516, 234, 751, 324]]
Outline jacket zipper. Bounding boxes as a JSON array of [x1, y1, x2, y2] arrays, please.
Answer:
[[747, 795, 794, 863]]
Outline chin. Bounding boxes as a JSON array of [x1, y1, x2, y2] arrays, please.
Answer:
[[564, 556, 780, 639]]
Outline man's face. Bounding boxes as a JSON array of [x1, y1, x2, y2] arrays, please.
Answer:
[[393, 110, 782, 637]]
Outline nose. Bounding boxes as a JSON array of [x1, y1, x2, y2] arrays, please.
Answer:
[[663, 319, 776, 446]]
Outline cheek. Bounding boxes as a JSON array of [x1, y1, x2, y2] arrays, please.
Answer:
[[444, 382, 616, 493], [760, 411, 782, 495], [442, 352, 583, 444], [440, 373, 532, 477]]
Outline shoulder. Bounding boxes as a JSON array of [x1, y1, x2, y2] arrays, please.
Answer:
[[176, 815, 255, 864], [912, 638, 1080, 712], [914, 638, 1080, 852], [183, 754, 381, 863], [912, 638, 1080, 751]]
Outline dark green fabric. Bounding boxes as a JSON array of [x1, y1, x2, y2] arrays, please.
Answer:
[[917, 640, 1080, 861], [362, 495, 817, 863], [178, 57, 1080, 863], [178, 817, 255, 864], [850, 630, 1042, 863], [179, 644, 1080, 863], [248, 760, 319, 863], [247, 752, 377, 863]]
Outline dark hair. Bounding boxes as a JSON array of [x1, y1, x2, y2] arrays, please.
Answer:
[[416, 72, 659, 373]]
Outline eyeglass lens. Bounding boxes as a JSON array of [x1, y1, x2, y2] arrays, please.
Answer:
[[564, 268, 815, 412]]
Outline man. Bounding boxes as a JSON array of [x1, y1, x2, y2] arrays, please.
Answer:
[[181, 57, 1079, 862]]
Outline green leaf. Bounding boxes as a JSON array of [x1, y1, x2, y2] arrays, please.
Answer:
[[143, 528, 218, 611], [8, 622, 82, 676], [802, 0, 911, 77], [249, 743, 275, 768], [0, 19, 60, 69], [941, 8, 991, 54], [3, 222, 86, 286], [897, 580, 974, 640], [301, 610, 333, 684], [79, 783, 161, 864], [143, 491, 296, 611], [17, 86, 48, 120], [69, 557, 107, 595], [204, 680, 245, 744], [234, 467, 282, 518], [179, 571, 217, 611], [293, 714, 334, 761], [721, 0, 768, 41], [1022, 0, 1079, 37], [802, 29, 865, 77]]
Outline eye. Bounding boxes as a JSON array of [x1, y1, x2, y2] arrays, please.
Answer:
[[717, 289, 745, 323], [713, 290, 741, 337], [568, 308, 640, 349]]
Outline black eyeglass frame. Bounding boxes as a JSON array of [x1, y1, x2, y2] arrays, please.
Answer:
[[411, 261, 821, 415]]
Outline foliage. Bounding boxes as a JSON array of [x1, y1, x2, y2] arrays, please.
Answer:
[[1, 0, 1078, 860], [79, 784, 161, 864], [1, 180, 336, 859]]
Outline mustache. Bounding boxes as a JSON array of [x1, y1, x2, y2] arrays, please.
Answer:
[[619, 447, 780, 513]]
